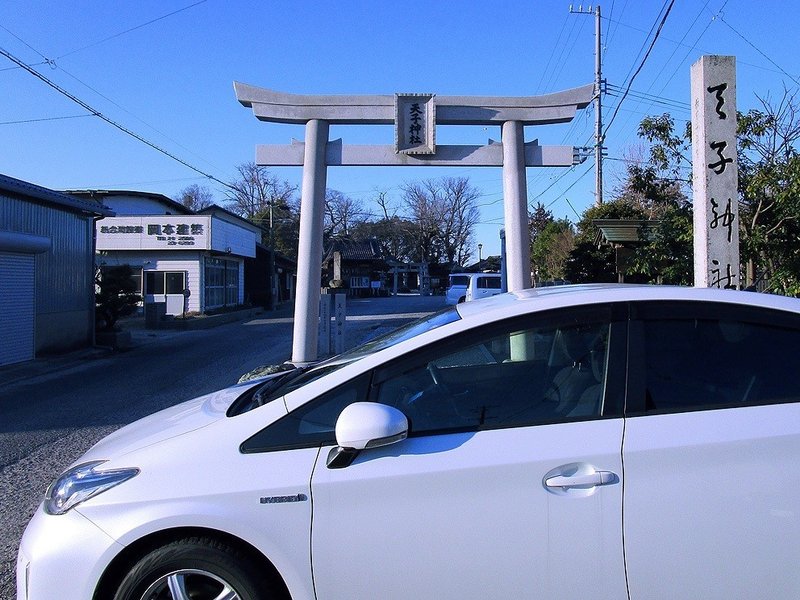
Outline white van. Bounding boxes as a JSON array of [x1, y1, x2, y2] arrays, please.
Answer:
[[445, 273, 471, 305], [466, 273, 503, 302]]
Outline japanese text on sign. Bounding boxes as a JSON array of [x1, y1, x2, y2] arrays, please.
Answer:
[[691, 55, 739, 289], [395, 94, 435, 155]]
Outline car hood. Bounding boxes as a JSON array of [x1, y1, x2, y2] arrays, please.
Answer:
[[80, 380, 263, 462]]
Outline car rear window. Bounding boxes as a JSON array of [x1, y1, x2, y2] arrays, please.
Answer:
[[477, 276, 502, 289], [450, 276, 470, 287]]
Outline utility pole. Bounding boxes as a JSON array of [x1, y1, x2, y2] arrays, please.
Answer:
[[570, 4, 604, 205]]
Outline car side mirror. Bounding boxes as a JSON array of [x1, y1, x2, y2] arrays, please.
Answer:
[[327, 402, 408, 469]]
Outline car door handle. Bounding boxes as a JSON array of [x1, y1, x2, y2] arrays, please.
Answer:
[[544, 470, 618, 490]]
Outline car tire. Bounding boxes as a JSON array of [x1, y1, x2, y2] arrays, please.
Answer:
[[457, 296, 465, 304], [113, 536, 273, 600]]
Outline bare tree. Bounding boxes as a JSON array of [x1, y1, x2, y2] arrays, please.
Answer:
[[351, 189, 418, 261], [402, 180, 444, 263], [174, 184, 214, 211], [324, 189, 367, 238], [401, 176, 480, 265], [225, 162, 296, 220], [441, 177, 481, 266]]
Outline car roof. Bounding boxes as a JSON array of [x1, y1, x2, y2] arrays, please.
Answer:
[[454, 283, 800, 321]]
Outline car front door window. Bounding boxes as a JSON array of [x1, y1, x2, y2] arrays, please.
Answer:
[[374, 318, 613, 434]]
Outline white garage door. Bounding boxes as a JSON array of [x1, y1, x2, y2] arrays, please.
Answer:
[[0, 252, 35, 366]]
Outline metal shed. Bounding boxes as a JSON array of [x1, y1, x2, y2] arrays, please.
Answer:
[[0, 174, 112, 365]]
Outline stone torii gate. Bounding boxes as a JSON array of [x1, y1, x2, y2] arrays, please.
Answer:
[[235, 82, 593, 363]]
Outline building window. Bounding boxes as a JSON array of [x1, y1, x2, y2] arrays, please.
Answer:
[[145, 271, 185, 295], [101, 265, 143, 296], [145, 271, 164, 294], [205, 257, 239, 308]]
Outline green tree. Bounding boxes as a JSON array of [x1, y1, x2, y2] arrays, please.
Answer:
[[531, 218, 574, 281], [738, 90, 800, 295], [565, 199, 647, 283], [639, 94, 800, 294], [528, 202, 555, 244], [628, 201, 694, 284], [95, 265, 141, 331], [615, 160, 693, 285]]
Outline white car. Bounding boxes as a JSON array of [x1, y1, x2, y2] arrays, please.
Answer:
[[465, 272, 502, 302], [18, 284, 800, 600], [444, 273, 471, 304]]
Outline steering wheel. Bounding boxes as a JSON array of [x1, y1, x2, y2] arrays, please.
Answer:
[[427, 362, 451, 394]]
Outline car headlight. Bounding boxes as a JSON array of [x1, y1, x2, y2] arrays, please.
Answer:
[[44, 460, 139, 515]]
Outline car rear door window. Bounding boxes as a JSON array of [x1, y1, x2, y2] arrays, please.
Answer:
[[631, 302, 800, 414]]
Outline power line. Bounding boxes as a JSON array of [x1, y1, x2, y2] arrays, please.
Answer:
[[645, 0, 714, 98], [534, 13, 570, 94], [618, 0, 670, 90], [603, 0, 724, 153], [603, 0, 676, 139], [55, 64, 224, 172], [715, 11, 800, 88], [529, 162, 594, 205], [0, 24, 51, 64], [57, 1, 207, 60], [605, 0, 629, 48], [0, 45, 233, 190], [0, 114, 90, 125], [605, 84, 690, 111], [1, 22, 223, 173]]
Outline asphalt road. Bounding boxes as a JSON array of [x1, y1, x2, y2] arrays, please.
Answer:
[[0, 293, 445, 599]]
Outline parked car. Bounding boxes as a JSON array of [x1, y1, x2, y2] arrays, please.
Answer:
[[536, 278, 572, 287], [444, 272, 471, 304], [465, 272, 502, 302], [19, 284, 800, 599]]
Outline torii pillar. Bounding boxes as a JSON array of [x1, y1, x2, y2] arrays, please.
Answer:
[[236, 83, 593, 363]]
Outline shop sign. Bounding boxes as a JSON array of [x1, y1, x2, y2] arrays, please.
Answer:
[[97, 216, 211, 250], [395, 94, 436, 154]]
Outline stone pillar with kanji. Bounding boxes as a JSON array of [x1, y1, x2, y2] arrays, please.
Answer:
[[691, 55, 740, 289]]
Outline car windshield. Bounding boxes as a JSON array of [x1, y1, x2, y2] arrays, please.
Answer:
[[229, 306, 461, 415]]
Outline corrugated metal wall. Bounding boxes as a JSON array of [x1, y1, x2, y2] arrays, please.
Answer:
[[0, 252, 35, 365], [1, 197, 93, 313], [1, 195, 95, 352]]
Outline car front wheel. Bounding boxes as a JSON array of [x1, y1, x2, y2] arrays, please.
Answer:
[[113, 536, 272, 600]]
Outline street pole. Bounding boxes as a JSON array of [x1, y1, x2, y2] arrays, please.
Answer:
[[268, 200, 275, 310], [570, 4, 604, 205], [594, 4, 603, 205]]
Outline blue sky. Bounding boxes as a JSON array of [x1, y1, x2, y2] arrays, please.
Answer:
[[1, 1, 797, 257]]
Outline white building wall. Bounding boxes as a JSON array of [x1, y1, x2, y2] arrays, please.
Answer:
[[210, 216, 257, 258], [96, 213, 255, 315], [100, 197, 184, 215], [98, 251, 203, 313]]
